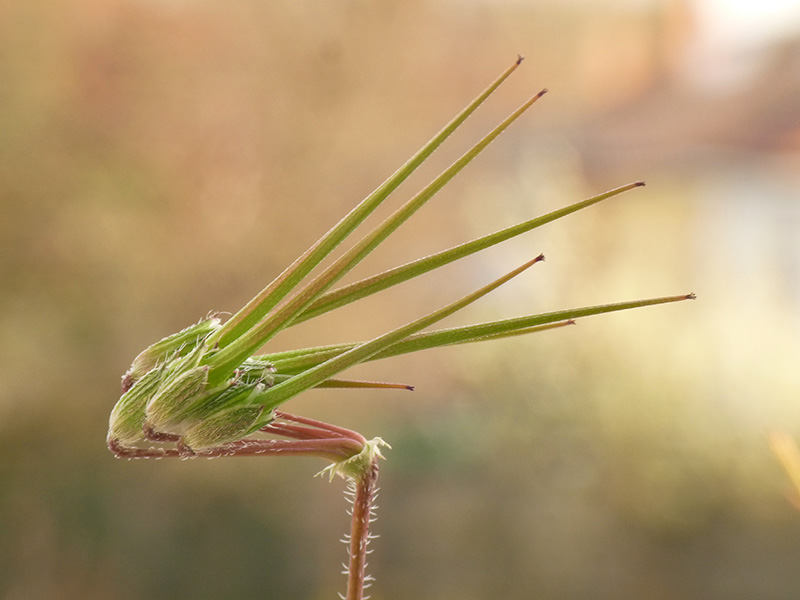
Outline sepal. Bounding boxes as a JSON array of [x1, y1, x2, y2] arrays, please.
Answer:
[[317, 437, 391, 481], [122, 316, 220, 391], [181, 405, 274, 451], [108, 364, 167, 444], [144, 364, 211, 431]]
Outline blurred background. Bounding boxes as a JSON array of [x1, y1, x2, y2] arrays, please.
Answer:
[[2, 0, 800, 598]]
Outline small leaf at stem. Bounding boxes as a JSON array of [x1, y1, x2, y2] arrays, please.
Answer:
[[317, 437, 390, 481]]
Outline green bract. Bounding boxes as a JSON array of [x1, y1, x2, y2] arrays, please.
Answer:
[[182, 404, 274, 451], [122, 315, 221, 392], [107, 57, 693, 459]]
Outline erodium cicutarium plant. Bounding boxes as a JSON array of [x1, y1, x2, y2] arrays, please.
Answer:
[[107, 57, 694, 600]]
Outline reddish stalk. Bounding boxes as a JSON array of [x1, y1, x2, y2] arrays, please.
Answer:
[[345, 456, 380, 600]]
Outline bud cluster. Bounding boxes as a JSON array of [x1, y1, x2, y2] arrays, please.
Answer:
[[108, 317, 276, 453]]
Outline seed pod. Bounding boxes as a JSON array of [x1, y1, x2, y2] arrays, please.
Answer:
[[184, 381, 269, 422], [123, 316, 221, 391], [145, 365, 210, 432], [181, 405, 274, 451], [108, 364, 167, 445]]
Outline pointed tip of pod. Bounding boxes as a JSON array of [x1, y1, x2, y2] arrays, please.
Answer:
[[516, 54, 525, 65], [686, 292, 697, 300], [634, 181, 646, 187]]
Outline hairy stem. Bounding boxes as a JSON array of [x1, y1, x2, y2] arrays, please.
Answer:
[[346, 457, 380, 600]]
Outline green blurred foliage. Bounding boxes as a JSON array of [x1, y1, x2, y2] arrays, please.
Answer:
[[2, 0, 800, 598]]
